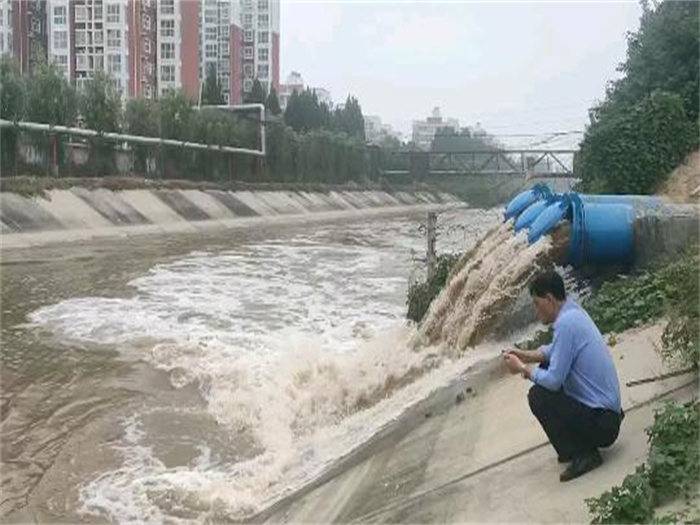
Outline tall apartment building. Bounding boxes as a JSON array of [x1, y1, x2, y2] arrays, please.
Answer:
[[157, 0, 199, 99], [0, 0, 13, 56], [11, 0, 48, 73], [6, 0, 277, 104], [240, 0, 279, 97], [69, 0, 129, 92], [127, 0, 157, 98], [44, 0, 154, 98], [200, 0, 235, 104]]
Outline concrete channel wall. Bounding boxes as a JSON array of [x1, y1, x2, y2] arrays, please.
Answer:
[[0, 188, 460, 248]]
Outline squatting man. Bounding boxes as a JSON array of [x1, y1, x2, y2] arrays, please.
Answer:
[[503, 270, 624, 482]]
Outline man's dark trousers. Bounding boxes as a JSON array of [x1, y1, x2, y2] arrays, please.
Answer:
[[528, 384, 623, 459]]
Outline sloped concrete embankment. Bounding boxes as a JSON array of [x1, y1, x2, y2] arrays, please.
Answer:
[[0, 189, 459, 248], [258, 323, 697, 524]]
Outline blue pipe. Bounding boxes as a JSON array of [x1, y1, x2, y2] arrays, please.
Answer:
[[568, 195, 635, 267], [514, 200, 550, 232], [504, 185, 646, 267], [504, 184, 552, 220]]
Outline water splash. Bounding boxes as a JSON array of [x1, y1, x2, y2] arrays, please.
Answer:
[[417, 220, 555, 351]]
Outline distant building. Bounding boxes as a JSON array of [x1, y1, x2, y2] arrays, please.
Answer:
[[364, 114, 403, 145], [279, 70, 332, 111], [0, 0, 12, 56], [128, 0, 158, 99], [199, 0, 236, 104], [279, 70, 303, 110], [311, 86, 331, 107], [412, 107, 459, 150], [11, 0, 48, 75], [240, 0, 280, 98], [364, 115, 382, 143]]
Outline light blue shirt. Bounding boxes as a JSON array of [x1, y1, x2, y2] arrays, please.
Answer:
[[531, 299, 622, 413]]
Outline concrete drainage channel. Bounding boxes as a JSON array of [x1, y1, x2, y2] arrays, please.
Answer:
[[0, 188, 461, 249]]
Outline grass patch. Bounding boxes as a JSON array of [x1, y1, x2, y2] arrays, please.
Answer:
[[583, 246, 699, 370], [587, 400, 699, 524]]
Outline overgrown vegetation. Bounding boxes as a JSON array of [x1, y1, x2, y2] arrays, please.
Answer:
[[582, 245, 699, 524], [406, 253, 461, 324], [578, 0, 699, 194], [584, 246, 699, 370], [587, 400, 699, 524]]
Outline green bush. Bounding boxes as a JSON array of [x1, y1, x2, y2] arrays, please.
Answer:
[[646, 400, 700, 503], [657, 249, 700, 370], [578, 91, 697, 194], [584, 273, 666, 334], [587, 466, 655, 524], [587, 400, 700, 524], [406, 253, 461, 324], [584, 246, 699, 371]]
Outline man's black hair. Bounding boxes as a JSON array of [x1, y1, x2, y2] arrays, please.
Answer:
[[529, 270, 567, 301]]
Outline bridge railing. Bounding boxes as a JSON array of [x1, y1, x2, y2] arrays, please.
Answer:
[[378, 149, 578, 179]]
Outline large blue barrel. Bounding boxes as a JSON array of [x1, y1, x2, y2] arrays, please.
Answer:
[[580, 194, 665, 213], [569, 195, 634, 267], [579, 195, 664, 206]]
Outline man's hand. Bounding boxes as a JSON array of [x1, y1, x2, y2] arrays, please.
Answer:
[[503, 352, 526, 375], [504, 347, 546, 365], [504, 349, 527, 362]]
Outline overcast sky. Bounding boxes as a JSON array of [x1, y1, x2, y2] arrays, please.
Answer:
[[280, 1, 643, 148]]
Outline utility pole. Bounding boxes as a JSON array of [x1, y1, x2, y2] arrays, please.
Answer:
[[427, 212, 437, 280]]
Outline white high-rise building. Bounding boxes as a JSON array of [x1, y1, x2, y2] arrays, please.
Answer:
[[157, 0, 180, 96], [68, 0, 130, 94], [46, 0, 70, 78], [0, 0, 13, 56], [412, 107, 459, 150], [199, 0, 235, 104], [240, 0, 279, 96]]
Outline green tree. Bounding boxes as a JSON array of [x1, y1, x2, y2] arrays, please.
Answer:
[[156, 89, 194, 177], [80, 70, 122, 132], [21, 55, 78, 175], [124, 98, 158, 173], [332, 96, 365, 140], [24, 56, 77, 125], [266, 86, 282, 115], [80, 71, 122, 174], [603, 0, 699, 123], [157, 89, 193, 140], [246, 78, 267, 104], [201, 65, 225, 106], [284, 89, 337, 133], [0, 56, 25, 174], [579, 0, 699, 193]]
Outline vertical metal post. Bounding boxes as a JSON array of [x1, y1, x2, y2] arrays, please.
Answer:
[[50, 134, 59, 176], [427, 212, 437, 280]]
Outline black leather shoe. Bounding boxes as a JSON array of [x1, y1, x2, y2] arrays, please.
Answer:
[[560, 451, 602, 482], [558, 454, 573, 464]]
